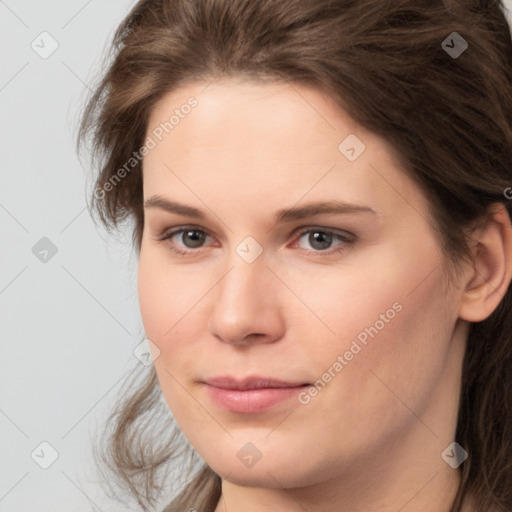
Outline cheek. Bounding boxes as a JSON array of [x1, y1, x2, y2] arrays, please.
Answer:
[[296, 241, 455, 414], [137, 246, 207, 345], [137, 251, 202, 414], [137, 246, 220, 398], [137, 255, 167, 345], [313, 267, 455, 429]]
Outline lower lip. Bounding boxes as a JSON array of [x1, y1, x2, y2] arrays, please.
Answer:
[[204, 384, 309, 413]]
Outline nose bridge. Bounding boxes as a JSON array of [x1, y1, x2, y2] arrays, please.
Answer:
[[217, 250, 269, 314], [208, 244, 284, 344]]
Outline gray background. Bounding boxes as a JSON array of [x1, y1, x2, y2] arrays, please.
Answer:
[[1, 1, 511, 511]]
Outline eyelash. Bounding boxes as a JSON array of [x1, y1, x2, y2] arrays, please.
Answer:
[[157, 225, 356, 257]]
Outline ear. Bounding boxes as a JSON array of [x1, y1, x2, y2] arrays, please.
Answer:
[[459, 203, 512, 322]]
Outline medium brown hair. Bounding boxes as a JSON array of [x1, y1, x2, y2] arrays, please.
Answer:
[[78, 0, 512, 510]]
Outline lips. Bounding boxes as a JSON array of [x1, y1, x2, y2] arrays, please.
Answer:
[[201, 375, 311, 413], [203, 375, 309, 390]]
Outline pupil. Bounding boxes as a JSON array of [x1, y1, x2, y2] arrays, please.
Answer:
[[309, 231, 332, 250]]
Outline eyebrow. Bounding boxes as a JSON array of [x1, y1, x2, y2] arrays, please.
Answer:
[[143, 195, 377, 223]]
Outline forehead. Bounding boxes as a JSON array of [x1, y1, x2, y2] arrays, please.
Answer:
[[142, 78, 430, 222], [146, 78, 360, 159]]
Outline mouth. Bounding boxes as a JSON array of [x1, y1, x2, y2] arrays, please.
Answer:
[[200, 375, 311, 413]]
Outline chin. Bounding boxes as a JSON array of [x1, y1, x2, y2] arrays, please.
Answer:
[[207, 454, 318, 489], [215, 467, 300, 488]]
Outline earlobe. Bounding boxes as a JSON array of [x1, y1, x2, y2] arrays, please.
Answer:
[[459, 204, 512, 323]]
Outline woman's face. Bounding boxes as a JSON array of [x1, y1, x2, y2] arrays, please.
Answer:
[[138, 78, 467, 494]]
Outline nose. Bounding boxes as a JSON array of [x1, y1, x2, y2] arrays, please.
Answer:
[[207, 252, 285, 347]]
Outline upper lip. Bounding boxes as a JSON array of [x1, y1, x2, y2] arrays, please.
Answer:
[[202, 375, 310, 390]]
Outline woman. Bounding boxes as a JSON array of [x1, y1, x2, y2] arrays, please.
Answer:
[[78, 0, 512, 510]]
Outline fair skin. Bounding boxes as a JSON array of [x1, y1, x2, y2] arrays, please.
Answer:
[[137, 78, 512, 512]]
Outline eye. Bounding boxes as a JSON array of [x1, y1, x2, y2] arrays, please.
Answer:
[[292, 227, 355, 255], [157, 225, 355, 257], [159, 227, 213, 254]]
